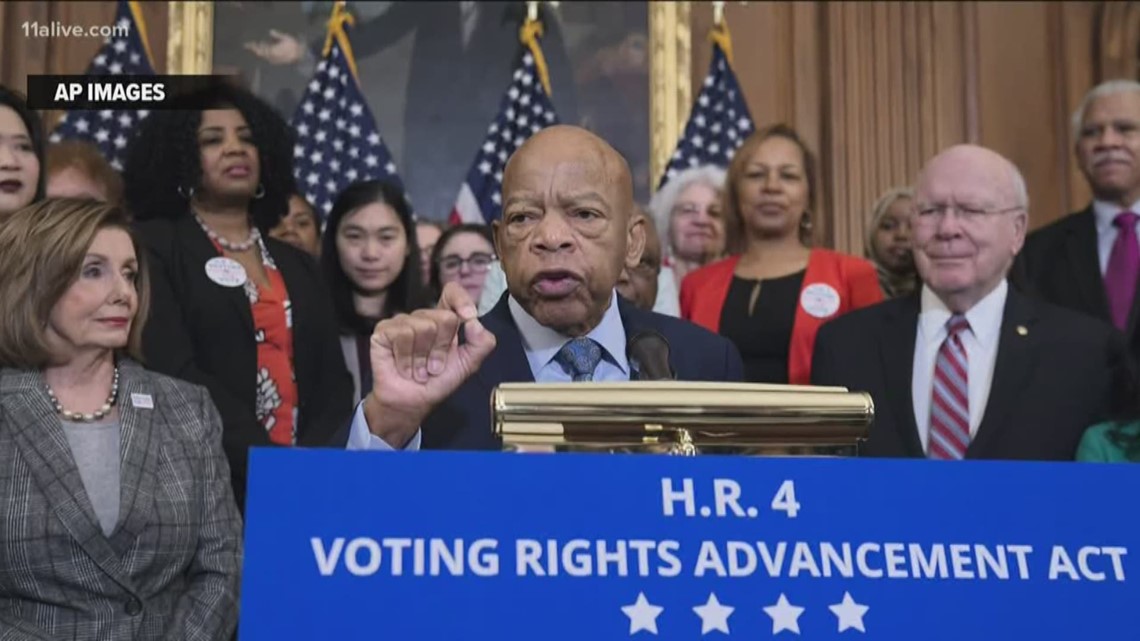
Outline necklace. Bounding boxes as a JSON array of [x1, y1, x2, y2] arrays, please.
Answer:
[[194, 213, 260, 252], [45, 367, 120, 422]]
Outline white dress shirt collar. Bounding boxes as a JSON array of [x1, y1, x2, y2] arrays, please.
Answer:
[[918, 279, 1008, 349], [1092, 198, 1140, 234], [508, 289, 630, 377]]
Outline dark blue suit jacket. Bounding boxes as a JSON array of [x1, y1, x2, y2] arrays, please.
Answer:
[[345, 294, 744, 451]]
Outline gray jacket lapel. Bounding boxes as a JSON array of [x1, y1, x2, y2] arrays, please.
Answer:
[[109, 360, 160, 556], [0, 368, 131, 586]]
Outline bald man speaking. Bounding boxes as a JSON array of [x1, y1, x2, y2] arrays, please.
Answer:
[[811, 144, 1127, 461], [340, 126, 743, 451]]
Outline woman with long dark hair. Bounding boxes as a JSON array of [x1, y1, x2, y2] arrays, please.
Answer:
[[123, 82, 353, 510], [322, 180, 428, 401], [0, 86, 45, 218]]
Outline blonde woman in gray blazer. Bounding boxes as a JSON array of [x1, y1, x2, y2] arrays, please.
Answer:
[[0, 199, 241, 640]]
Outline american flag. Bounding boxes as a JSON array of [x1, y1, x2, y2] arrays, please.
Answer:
[[49, 0, 155, 170], [449, 48, 559, 225], [291, 18, 406, 219], [658, 34, 754, 188]]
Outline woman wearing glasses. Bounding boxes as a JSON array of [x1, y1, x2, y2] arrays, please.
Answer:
[[429, 224, 496, 303], [322, 180, 429, 401]]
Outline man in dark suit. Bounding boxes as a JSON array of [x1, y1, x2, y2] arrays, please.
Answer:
[[339, 125, 743, 451], [1013, 80, 1140, 369], [812, 144, 1127, 461]]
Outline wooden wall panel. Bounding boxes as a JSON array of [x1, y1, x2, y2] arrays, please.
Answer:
[[690, 0, 1104, 255]]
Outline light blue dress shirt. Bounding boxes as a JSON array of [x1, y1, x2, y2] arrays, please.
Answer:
[[347, 290, 630, 451]]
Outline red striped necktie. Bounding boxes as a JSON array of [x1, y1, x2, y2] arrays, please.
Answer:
[[929, 314, 971, 460]]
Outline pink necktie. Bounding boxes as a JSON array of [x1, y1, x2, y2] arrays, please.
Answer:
[[1105, 211, 1140, 331], [929, 315, 970, 460]]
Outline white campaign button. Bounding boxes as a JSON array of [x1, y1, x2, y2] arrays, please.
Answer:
[[205, 257, 248, 288], [130, 393, 153, 409], [800, 283, 841, 319]]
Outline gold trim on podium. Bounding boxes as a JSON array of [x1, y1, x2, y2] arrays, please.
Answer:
[[493, 382, 873, 456]]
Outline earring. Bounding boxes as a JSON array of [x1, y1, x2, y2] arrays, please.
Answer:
[[177, 185, 195, 200], [254, 183, 266, 199]]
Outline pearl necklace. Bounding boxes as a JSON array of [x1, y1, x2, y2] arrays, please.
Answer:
[[194, 214, 260, 252], [46, 367, 120, 423]]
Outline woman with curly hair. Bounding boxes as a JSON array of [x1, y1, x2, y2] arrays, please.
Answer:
[[123, 82, 353, 510]]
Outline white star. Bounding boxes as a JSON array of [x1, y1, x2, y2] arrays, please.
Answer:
[[621, 592, 664, 635], [318, 108, 331, 121], [350, 103, 363, 117], [367, 133, 381, 146], [118, 114, 132, 128], [94, 54, 108, 67], [293, 144, 304, 159], [365, 154, 378, 167], [491, 192, 501, 205], [519, 94, 532, 106], [704, 75, 715, 87], [763, 594, 805, 635], [113, 134, 127, 149], [738, 117, 752, 131], [335, 118, 346, 130], [130, 52, 141, 65], [117, 17, 129, 30], [99, 110, 113, 120], [509, 87, 520, 100], [75, 119, 90, 133], [692, 134, 705, 148], [110, 158, 122, 171], [309, 80, 321, 93], [385, 161, 397, 174], [108, 62, 123, 74], [137, 109, 149, 119], [349, 124, 361, 137], [315, 130, 327, 143], [113, 40, 127, 54], [482, 141, 496, 154], [296, 123, 310, 137], [693, 593, 734, 635], [330, 159, 341, 171], [94, 129, 109, 142], [346, 169, 359, 181], [521, 73, 533, 86], [302, 101, 314, 114], [479, 161, 492, 175], [699, 94, 710, 107], [305, 172, 318, 186], [49, 133, 61, 143], [829, 592, 869, 633], [325, 179, 337, 192], [329, 65, 340, 79], [333, 139, 344, 151]]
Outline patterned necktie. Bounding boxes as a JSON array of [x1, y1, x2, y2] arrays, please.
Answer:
[[1105, 211, 1140, 331], [554, 337, 603, 382], [929, 314, 971, 460]]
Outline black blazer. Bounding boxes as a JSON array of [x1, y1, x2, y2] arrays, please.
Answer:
[[810, 284, 1128, 461], [335, 293, 744, 450], [1012, 206, 1140, 369], [136, 215, 354, 508]]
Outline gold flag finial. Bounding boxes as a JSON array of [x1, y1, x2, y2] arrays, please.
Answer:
[[712, 1, 726, 26]]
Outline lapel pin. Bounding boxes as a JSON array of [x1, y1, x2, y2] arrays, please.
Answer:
[[1016, 325, 1028, 336], [130, 393, 154, 409]]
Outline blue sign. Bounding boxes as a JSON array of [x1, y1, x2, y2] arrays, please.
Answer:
[[240, 450, 1139, 639]]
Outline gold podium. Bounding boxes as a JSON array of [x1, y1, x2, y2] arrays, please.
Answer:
[[492, 382, 874, 456]]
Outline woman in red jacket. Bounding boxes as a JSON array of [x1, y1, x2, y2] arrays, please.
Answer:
[[680, 124, 882, 385]]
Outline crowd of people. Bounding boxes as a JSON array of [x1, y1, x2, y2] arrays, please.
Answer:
[[1, 74, 1139, 636]]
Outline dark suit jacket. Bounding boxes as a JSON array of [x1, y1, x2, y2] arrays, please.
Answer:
[[136, 215, 354, 509], [0, 361, 240, 640], [337, 294, 744, 450], [810, 284, 1128, 460], [1012, 206, 1140, 370]]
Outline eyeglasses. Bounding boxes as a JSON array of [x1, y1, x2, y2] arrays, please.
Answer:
[[913, 203, 1023, 228], [438, 252, 495, 274]]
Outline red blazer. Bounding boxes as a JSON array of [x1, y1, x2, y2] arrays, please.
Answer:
[[679, 249, 883, 384]]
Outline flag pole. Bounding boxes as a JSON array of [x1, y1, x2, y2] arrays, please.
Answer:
[[521, 2, 553, 97], [709, 2, 734, 68]]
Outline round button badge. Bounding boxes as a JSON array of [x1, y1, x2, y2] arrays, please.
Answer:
[[800, 283, 841, 319], [205, 257, 248, 288]]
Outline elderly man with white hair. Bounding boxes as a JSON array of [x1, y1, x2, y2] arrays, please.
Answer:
[[1015, 80, 1140, 371], [812, 144, 1127, 461]]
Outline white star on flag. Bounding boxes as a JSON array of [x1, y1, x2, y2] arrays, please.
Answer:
[[289, 9, 408, 220], [763, 593, 805, 635], [621, 592, 663, 635], [829, 592, 869, 633], [50, 0, 155, 171], [657, 26, 754, 189], [692, 592, 734, 635]]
